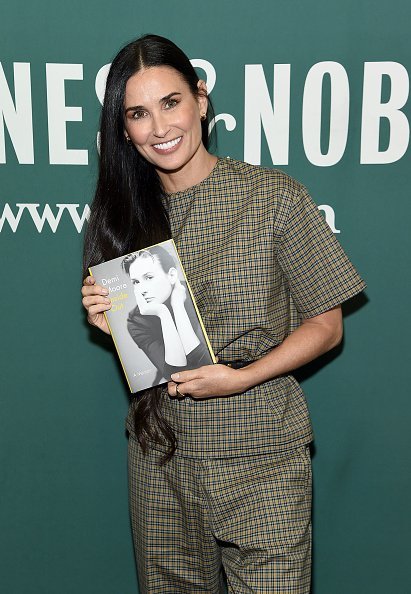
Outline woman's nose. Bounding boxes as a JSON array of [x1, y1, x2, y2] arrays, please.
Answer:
[[135, 283, 147, 296], [152, 111, 169, 138]]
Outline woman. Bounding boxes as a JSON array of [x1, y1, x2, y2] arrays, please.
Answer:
[[122, 246, 211, 384], [82, 34, 365, 594]]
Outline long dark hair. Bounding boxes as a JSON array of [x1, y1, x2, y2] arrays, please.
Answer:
[[83, 34, 215, 462]]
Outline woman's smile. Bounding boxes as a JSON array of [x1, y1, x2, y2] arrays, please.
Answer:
[[152, 135, 182, 153]]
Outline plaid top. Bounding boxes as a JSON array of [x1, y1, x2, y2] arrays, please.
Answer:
[[128, 157, 366, 457]]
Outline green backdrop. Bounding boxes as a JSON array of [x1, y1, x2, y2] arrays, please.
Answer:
[[1, 1, 409, 592]]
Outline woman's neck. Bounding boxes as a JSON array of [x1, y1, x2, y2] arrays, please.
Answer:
[[157, 146, 218, 194]]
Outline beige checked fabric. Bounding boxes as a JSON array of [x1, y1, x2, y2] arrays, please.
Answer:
[[126, 158, 365, 592], [127, 157, 366, 457], [129, 434, 312, 594]]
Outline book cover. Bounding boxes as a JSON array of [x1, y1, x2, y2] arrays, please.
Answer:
[[89, 239, 216, 393]]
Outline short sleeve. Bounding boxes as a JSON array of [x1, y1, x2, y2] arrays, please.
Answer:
[[276, 185, 366, 318]]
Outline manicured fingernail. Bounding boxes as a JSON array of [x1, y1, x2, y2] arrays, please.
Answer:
[[102, 289, 109, 295], [104, 298, 111, 304], [171, 373, 179, 380]]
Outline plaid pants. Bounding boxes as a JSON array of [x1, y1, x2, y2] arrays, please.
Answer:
[[128, 436, 312, 594]]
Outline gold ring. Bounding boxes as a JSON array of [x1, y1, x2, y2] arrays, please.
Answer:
[[175, 385, 183, 398]]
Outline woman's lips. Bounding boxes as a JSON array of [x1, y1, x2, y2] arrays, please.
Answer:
[[152, 136, 182, 154]]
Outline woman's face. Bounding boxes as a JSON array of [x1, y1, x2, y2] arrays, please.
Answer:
[[129, 255, 174, 304], [123, 66, 208, 183]]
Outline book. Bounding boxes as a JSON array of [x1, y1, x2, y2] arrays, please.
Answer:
[[89, 239, 216, 393]]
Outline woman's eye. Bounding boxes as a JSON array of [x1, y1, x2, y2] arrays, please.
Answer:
[[164, 99, 178, 109], [132, 110, 147, 120], [132, 279, 139, 285]]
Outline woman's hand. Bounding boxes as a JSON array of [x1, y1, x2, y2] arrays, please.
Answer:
[[168, 306, 344, 399], [168, 364, 252, 399], [170, 277, 187, 310], [81, 276, 111, 334], [134, 288, 168, 317]]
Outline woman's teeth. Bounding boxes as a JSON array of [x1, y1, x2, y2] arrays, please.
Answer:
[[153, 137, 182, 150]]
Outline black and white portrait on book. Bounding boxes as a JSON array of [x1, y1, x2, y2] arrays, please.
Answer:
[[90, 240, 214, 393]]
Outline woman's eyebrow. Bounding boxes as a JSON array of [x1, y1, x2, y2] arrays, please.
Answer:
[[125, 92, 182, 114], [160, 91, 182, 102]]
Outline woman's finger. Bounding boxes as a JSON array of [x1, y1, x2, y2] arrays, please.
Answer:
[[86, 303, 112, 317], [82, 295, 111, 309], [167, 381, 183, 398], [170, 367, 207, 383], [81, 283, 109, 297]]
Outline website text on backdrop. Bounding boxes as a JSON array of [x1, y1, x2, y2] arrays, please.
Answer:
[[81, 33, 366, 594]]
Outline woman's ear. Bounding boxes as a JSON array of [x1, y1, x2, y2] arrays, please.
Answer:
[[197, 80, 208, 117], [168, 267, 178, 285]]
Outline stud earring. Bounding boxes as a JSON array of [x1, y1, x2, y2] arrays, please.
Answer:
[[200, 113, 207, 121], [125, 136, 132, 144]]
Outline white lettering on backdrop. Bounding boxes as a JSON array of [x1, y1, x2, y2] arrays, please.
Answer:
[[0, 202, 340, 234], [0, 60, 409, 166], [0, 203, 91, 233], [244, 64, 290, 165], [46, 64, 88, 165], [360, 62, 409, 163], [0, 62, 34, 163], [302, 62, 350, 166]]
